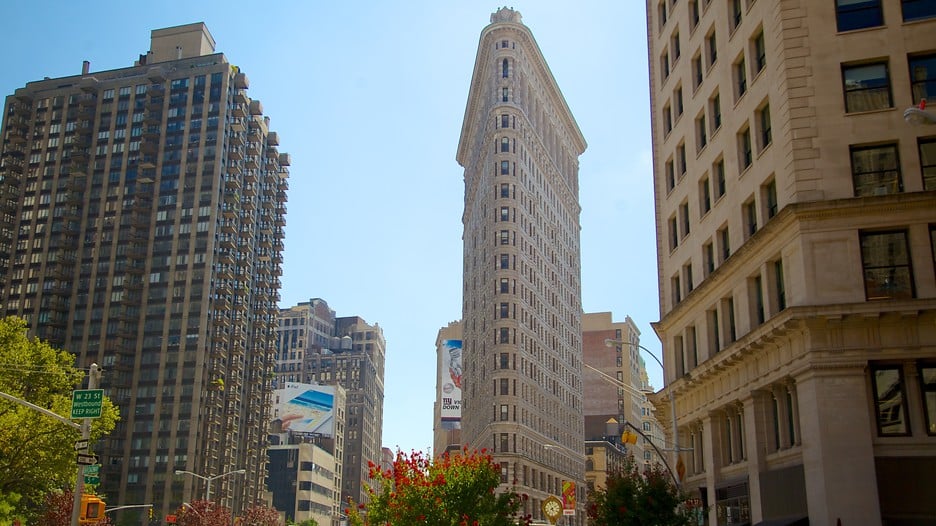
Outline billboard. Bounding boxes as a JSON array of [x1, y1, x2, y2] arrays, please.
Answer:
[[271, 382, 336, 437], [440, 339, 462, 423]]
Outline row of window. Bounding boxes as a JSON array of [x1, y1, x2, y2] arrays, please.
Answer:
[[843, 53, 934, 113], [836, 0, 936, 32], [671, 226, 935, 382], [871, 361, 936, 436]]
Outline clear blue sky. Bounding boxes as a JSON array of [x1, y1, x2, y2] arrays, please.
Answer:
[[0, 1, 659, 455]]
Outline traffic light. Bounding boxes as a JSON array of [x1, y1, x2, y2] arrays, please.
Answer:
[[79, 494, 105, 525]]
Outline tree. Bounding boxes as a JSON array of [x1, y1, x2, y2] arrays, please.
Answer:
[[35, 489, 114, 526], [0, 316, 120, 521], [238, 504, 282, 526], [348, 448, 529, 526], [586, 455, 693, 526], [175, 499, 233, 526], [287, 520, 318, 526]]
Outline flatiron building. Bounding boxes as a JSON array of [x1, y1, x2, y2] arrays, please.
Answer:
[[456, 8, 587, 524]]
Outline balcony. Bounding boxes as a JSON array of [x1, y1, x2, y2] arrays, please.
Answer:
[[249, 100, 263, 115], [231, 104, 246, 118], [234, 72, 249, 90], [266, 132, 279, 146]]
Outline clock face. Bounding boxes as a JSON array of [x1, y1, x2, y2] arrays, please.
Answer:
[[544, 499, 562, 517]]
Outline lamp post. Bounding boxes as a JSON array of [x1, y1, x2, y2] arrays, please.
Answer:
[[602, 338, 683, 487], [174, 468, 246, 502]]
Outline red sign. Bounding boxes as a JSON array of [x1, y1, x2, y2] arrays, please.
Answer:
[[166, 515, 177, 524]]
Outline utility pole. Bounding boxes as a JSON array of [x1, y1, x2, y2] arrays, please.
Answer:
[[71, 363, 100, 526]]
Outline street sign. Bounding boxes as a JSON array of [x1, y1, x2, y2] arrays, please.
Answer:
[[83, 476, 99, 485], [74, 439, 89, 451], [70, 389, 104, 419], [76, 453, 98, 466], [85, 465, 100, 475]]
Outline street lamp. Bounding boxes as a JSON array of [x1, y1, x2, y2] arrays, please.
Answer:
[[174, 468, 246, 502], [602, 338, 683, 487]]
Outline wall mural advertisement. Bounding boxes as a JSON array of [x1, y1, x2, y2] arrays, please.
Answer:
[[270, 382, 336, 438], [440, 339, 462, 425]]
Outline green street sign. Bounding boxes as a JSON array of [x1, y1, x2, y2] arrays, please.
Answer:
[[84, 476, 100, 485], [71, 389, 104, 419], [85, 465, 100, 475]]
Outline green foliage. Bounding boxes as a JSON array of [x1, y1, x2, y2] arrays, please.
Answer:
[[0, 316, 120, 521], [348, 448, 528, 526], [287, 520, 318, 526], [586, 455, 694, 526]]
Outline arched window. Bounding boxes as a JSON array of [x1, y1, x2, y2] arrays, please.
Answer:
[[503, 58, 509, 78]]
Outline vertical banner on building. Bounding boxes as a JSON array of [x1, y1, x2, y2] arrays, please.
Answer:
[[440, 339, 462, 425], [562, 480, 576, 515]]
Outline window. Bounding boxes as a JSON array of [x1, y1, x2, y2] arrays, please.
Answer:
[[679, 201, 691, 238], [684, 262, 694, 294], [843, 62, 892, 113], [850, 144, 901, 196], [500, 207, 510, 221], [752, 30, 766, 74], [909, 53, 936, 105], [659, 1, 668, 29], [718, 225, 731, 262], [668, 216, 679, 251], [920, 138, 936, 190], [672, 32, 681, 62], [752, 275, 765, 325], [764, 178, 778, 219], [870, 364, 910, 436], [901, 0, 936, 21], [757, 103, 772, 150], [499, 278, 509, 294], [743, 198, 757, 238], [499, 230, 510, 245], [729, 0, 742, 32], [672, 274, 682, 304], [836, 0, 883, 31], [661, 49, 671, 82], [860, 230, 914, 300], [703, 241, 715, 276], [738, 127, 753, 171], [708, 309, 721, 354], [501, 114, 509, 128], [499, 302, 509, 318], [706, 30, 718, 68], [500, 160, 510, 175], [502, 87, 508, 102], [774, 259, 786, 311], [677, 143, 687, 177], [666, 159, 676, 192], [714, 158, 726, 198], [501, 137, 510, 153], [500, 254, 509, 269], [735, 55, 747, 99], [675, 86, 684, 117], [663, 103, 673, 135], [711, 92, 722, 131], [696, 113, 708, 151], [700, 176, 712, 214], [503, 58, 509, 78], [690, 0, 700, 28], [500, 183, 510, 198], [693, 54, 704, 90], [727, 296, 737, 342], [499, 327, 509, 344], [920, 364, 936, 435]]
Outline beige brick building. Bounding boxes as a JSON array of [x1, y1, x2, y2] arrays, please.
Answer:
[[647, 1, 936, 524], [457, 7, 587, 524], [0, 23, 288, 518]]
